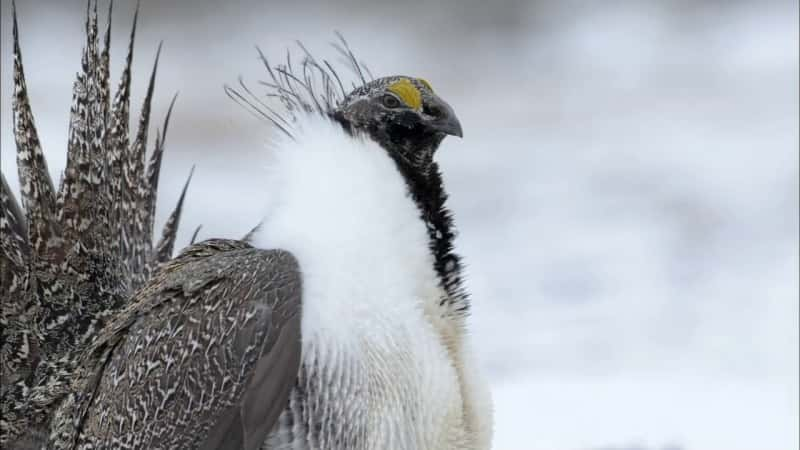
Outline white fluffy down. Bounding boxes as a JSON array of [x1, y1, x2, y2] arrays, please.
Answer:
[[251, 115, 492, 449], [252, 116, 434, 342]]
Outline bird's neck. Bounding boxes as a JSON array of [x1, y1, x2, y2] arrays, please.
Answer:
[[254, 115, 469, 324], [331, 113, 469, 316], [253, 117, 436, 303], [386, 150, 469, 317]]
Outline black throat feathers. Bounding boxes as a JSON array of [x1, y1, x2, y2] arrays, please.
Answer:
[[332, 113, 470, 316]]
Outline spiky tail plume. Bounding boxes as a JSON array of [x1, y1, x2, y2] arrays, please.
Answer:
[[0, 1, 192, 445]]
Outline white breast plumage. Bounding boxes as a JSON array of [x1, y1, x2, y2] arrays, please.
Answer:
[[251, 115, 492, 449]]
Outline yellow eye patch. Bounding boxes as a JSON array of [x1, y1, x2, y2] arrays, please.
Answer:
[[387, 78, 422, 110]]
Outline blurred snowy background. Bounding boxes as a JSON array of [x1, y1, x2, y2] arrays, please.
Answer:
[[1, 0, 798, 448]]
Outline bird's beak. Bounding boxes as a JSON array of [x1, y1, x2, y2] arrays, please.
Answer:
[[429, 100, 463, 138]]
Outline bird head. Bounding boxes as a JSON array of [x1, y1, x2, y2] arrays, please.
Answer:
[[332, 76, 462, 171]]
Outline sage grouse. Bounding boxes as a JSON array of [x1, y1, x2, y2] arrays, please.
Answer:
[[0, 2, 493, 449]]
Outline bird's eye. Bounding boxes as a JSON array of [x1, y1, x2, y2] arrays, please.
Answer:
[[382, 94, 401, 108]]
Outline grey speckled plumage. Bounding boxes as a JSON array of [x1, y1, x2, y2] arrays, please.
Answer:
[[1, 1, 191, 446], [50, 240, 301, 450]]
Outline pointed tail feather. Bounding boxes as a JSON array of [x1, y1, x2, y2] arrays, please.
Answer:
[[2, 3, 192, 446], [144, 93, 179, 245], [58, 0, 104, 249], [154, 167, 194, 266], [11, 0, 60, 262], [99, 0, 112, 117], [106, 3, 138, 266], [189, 224, 203, 245], [124, 42, 162, 288], [242, 222, 262, 243]]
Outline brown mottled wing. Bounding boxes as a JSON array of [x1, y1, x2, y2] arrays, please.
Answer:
[[73, 239, 302, 450]]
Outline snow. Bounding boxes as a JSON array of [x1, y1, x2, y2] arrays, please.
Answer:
[[493, 374, 796, 450]]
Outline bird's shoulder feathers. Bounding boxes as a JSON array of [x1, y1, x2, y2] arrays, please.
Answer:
[[53, 239, 303, 450]]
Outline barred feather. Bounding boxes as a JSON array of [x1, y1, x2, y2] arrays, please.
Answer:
[[154, 166, 194, 267], [0, 2, 190, 446], [58, 0, 102, 248], [0, 173, 30, 369], [125, 42, 162, 287], [0, 173, 27, 250], [144, 93, 178, 246], [105, 2, 137, 270], [11, 0, 60, 263]]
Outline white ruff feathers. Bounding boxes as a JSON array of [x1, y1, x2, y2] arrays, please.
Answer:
[[251, 116, 437, 341], [251, 115, 492, 449]]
